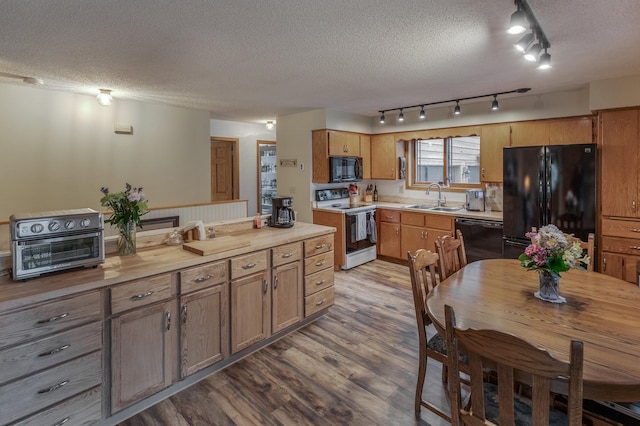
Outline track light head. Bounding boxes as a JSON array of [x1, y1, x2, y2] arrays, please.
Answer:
[[537, 49, 552, 70], [379, 112, 385, 124], [491, 95, 499, 110], [454, 101, 461, 115], [507, 8, 527, 34], [523, 43, 542, 62], [398, 109, 404, 122], [419, 106, 425, 119], [514, 33, 534, 53]]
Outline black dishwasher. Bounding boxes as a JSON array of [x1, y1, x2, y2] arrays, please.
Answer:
[[454, 217, 503, 263]]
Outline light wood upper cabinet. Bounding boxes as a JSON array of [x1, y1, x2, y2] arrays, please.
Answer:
[[371, 134, 397, 179], [600, 109, 640, 218], [360, 134, 371, 179], [549, 117, 594, 145], [510, 121, 550, 146], [480, 123, 510, 182], [312, 129, 362, 183], [111, 299, 176, 413], [327, 130, 360, 156]]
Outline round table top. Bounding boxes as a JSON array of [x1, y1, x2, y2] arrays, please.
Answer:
[[426, 258, 640, 402]]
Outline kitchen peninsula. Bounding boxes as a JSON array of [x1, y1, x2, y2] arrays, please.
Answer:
[[0, 220, 335, 425]]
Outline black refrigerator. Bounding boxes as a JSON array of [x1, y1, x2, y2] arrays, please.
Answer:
[[502, 143, 597, 258]]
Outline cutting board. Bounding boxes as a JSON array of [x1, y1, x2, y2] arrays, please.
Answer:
[[182, 236, 251, 256]]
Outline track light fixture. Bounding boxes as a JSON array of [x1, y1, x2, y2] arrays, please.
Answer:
[[507, 0, 552, 70], [377, 88, 530, 124], [96, 89, 113, 106]]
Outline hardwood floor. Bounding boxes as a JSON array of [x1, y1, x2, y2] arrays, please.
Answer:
[[119, 260, 451, 426]]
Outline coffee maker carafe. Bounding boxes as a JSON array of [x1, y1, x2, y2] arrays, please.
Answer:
[[271, 196, 295, 228]]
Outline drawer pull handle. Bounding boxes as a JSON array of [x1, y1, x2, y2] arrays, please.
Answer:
[[315, 298, 327, 306], [166, 311, 171, 331], [282, 252, 294, 258], [242, 263, 257, 269], [263, 279, 268, 294], [194, 275, 212, 283], [39, 344, 71, 357], [274, 276, 279, 289], [629, 245, 640, 250], [38, 379, 69, 394], [315, 261, 325, 267], [130, 291, 153, 301], [631, 228, 640, 233], [315, 244, 326, 249], [53, 417, 70, 426], [182, 304, 188, 324], [315, 279, 326, 286], [37, 313, 69, 324]]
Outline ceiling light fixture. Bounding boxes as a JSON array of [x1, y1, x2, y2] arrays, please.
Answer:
[[491, 95, 500, 110], [96, 89, 113, 106], [377, 87, 530, 124], [266, 120, 275, 130], [507, 4, 527, 34], [507, 0, 552, 69]]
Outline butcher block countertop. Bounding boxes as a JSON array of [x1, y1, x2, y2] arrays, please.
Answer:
[[0, 222, 335, 314]]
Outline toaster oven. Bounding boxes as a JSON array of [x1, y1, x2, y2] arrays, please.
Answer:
[[10, 208, 105, 280]]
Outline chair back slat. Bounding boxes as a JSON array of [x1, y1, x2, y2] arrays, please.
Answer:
[[445, 304, 584, 426], [435, 230, 468, 281], [407, 249, 439, 332]]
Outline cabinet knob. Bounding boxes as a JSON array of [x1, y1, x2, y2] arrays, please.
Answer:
[[166, 311, 171, 331], [482, 168, 485, 178], [633, 200, 637, 213], [603, 257, 607, 272]]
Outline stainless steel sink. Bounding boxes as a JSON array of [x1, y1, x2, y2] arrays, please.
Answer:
[[404, 204, 461, 212]]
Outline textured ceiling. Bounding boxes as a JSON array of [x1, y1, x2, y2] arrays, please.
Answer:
[[1, 0, 640, 124]]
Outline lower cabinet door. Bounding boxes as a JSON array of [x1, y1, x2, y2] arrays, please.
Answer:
[[179, 284, 229, 378], [230, 272, 269, 354], [272, 261, 303, 333], [111, 300, 175, 413]]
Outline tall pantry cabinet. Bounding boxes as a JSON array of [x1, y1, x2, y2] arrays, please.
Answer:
[[599, 108, 640, 282]]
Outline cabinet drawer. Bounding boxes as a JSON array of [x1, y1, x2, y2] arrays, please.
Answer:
[[305, 286, 335, 317], [0, 321, 102, 385], [379, 209, 400, 223], [401, 211, 425, 226], [13, 386, 102, 426], [304, 267, 334, 296], [180, 260, 228, 294], [304, 235, 334, 257], [425, 214, 453, 231], [111, 273, 173, 315], [0, 291, 101, 349], [0, 351, 102, 425], [272, 242, 303, 267], [230, 250, 268, 280], [304, 251, 334, 276], [602, 218, 640, 239], [602, 236, 640, 256]]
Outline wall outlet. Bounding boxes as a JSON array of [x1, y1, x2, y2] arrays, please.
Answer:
[[261, 218, 269, 227]]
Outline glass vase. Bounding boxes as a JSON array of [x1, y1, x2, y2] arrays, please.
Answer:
[[117, 221, 137, 256], [535, 270, 566, 304]]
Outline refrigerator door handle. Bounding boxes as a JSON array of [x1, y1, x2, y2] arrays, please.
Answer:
[[538, 152, 546, 226], [546, 151, 552, 221]]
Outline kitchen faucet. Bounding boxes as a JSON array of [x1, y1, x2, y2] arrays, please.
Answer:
[[426, 183, 446, 206]]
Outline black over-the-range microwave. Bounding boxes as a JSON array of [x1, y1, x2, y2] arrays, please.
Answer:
[[329, 156, 363, 183]]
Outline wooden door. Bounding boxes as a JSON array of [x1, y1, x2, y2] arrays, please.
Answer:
[[272, 261, 303, 333], [210, 139, 236, 201], [480, 123, 510, 182], [230, 272, 269, 354], [360, 135, 371, 179], [549, 117, 594, 145], [179, 284, 229, 378], [344, 132, 361, 156], [600, 109, 639, 218], [379, 222, 401, 259], [600, 252, 625, 281], [510, 122, 549, 146], [400, 224, 430, 256], [111, 300, 175, 413], [312, 130, 330, 183], [371, 134, 397, 179], [328, 131, 347, 156]]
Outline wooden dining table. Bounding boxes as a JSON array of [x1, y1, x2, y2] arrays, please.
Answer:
[[426, 258, 640, 402]]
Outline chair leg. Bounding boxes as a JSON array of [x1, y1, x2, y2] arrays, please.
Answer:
[[415, 348, 427, 416]]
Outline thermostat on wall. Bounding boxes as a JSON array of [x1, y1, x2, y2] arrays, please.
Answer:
[[114, 123, 133, 134]]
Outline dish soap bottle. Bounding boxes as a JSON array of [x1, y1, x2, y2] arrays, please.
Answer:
[[373, 185, 378, 202]]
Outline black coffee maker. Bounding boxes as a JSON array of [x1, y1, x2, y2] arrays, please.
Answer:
[[271, 196, 295, 228]]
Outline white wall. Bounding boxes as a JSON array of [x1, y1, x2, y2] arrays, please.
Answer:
[[590, 74, 640, 111], [0, 83, 211, 220], [209, 119, 276, 215]]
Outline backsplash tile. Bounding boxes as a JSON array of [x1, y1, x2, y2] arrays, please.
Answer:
[[485, 183, 503, 212]]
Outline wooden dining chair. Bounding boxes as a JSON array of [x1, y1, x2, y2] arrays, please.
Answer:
[[444, 304, 585, 426], [407, 249, 452, 421], [435, 230, 468, 281]]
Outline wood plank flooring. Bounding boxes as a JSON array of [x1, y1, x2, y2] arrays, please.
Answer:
[[118, 260, 451, 426]]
